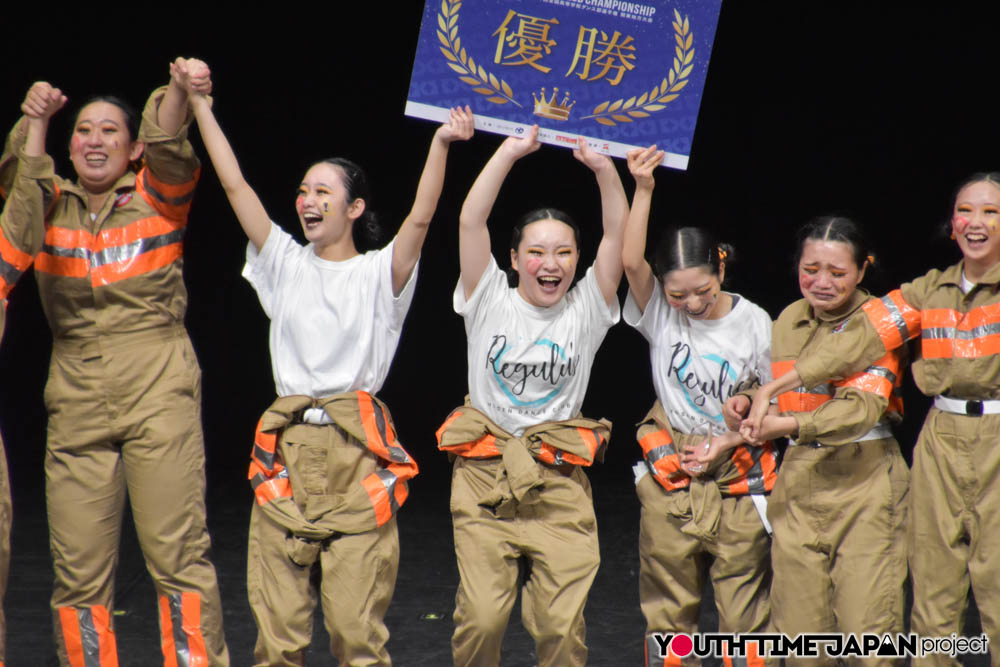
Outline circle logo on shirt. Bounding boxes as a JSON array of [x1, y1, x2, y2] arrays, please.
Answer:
[[487, 335, 579, 408]]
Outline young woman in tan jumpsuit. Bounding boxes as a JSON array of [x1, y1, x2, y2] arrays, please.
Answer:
[[729, 217, 909, 667], [749, 178, 1000, 666]]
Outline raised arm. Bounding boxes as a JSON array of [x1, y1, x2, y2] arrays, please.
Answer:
[[179, 63, 271, 251], [574, 138, 629, 306], [21, 82, 67, 158], [622, 145, 665, 312], [391, 106, 473, 295], [459, 125, 541, 299], [155, 57, 205, 137]]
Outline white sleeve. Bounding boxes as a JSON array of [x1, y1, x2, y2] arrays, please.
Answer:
[[454, 256, 508, 331], [623, 284, 662, 343], [576, 266, 621, 351], [242, 221, 300, 319], [753, 306, 774, 385], [375, 239, 419, 332]]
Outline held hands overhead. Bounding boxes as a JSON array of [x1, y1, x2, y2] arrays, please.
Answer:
[[169, 57, 213, 100]]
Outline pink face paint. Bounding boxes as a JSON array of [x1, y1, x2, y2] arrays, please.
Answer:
[[70, 136, 83, 154], [953, 215, 970, 234], [295, 195, 305, 216], [524, 257, 543, 275]]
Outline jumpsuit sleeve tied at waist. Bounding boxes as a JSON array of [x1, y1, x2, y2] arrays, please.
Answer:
[[436, 403, 611, 519], [247, 391, 419, 566], [636, 400, 777, 541]]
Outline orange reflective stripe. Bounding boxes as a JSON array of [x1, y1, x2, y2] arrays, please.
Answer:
[[776, 391, 830, 412], [358, 391, 389, 452], [577, 426, 603, 460], [362, 471, 395, 526], [727, 445, 755, 495], [159, 593, 208, 667], [772, 359, 795, 377], [774, 359, 833, 412], [249, 460, 292, 505], [58, 605, 118, 666], [841, 371, 893, 398], [252, 419, 278, 471], [921, 304, 1000, 359], [136, 167, 198, 221], [537, 442, 592, 466], [639, 428, 689, 492], [862, 289, 921, 350], [440, 433, 501, 458], [435, 410, 463, 443], [0, 227, 34, 298]]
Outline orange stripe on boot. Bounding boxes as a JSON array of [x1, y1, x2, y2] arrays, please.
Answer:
[[58, 605, 118, 667]]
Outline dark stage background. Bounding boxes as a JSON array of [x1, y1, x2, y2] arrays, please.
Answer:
[[0, 3, 995, 664]]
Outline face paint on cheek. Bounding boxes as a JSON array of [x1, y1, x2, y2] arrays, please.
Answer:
[[70, 136, 83, 154], [524, 257, 543, 275], [295, 196, 305, 216], [323, 202, 329, 214], [953, 215, 970, 234], [988, 217, 999, 233], [799, 272, 815, 292]]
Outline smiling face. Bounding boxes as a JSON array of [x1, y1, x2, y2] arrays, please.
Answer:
[[663, 265, 726, 320], [295, 162, 363, 251], [952, 180, 1000, 280], [69, 101, 144, 194], [798, 239, 866, 313], [510, 218, 579, 308]]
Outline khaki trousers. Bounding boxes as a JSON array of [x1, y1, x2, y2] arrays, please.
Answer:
[[45, 328, 228, 666], [247, 422, 400, 667], [450, 456, 600, 667], [636, 473, 772, 667], [768, 439, 908, 667], [909, 409, 1000, 667]]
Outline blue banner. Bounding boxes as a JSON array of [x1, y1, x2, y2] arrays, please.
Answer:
[[405, 0, 722, 170]]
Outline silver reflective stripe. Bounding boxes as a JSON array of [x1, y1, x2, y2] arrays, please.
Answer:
[[89, 229, 183, 268], [795, 383, 833, 395], [252, 443, 275, 470], [864, 365, 897, 383], [880, 294, 912, 343], [143, 170, 195, 206], [646, 634, 664, 665], [923, 323, 1000, 340], [250, 467, 288, 491], [77, 608, 103, 667], [376, 469, 400, 513], [386, 445, 411, 464], [731, 656, 749, 667], [42, 243, 89, 259], [646, 443, 676, 464], [167, 594, 192, 667], [0, 258, 23, 287]]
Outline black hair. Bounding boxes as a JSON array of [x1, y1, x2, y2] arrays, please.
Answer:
[[506, 208, 582, 287], [75, 95, 140, 140], [794, 216, 871, 270], [319, 157, 383, 252], [72, 95, 143, 172], [652, 226, 734, 284]]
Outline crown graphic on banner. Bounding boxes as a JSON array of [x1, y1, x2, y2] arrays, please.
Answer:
[[532, 87, 576, 121]]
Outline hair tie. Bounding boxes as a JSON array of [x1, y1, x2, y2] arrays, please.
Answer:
[[718, 248, 728, 262], [866, 254, 874, 265]]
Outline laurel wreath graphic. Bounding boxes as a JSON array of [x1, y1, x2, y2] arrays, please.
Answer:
[[581, 9, 694, 126], [437, 0, 522, 107]]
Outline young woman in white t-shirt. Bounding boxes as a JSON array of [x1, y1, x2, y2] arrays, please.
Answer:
[[178, 64, 473, 665], [440, 125, 628, 667], [621, 146, 776, 667]]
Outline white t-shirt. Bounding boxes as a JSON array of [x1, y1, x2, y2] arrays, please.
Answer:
[[624, 286, 772, 436], [456, 257, 620, 435], [243, 222, 417, 398]]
